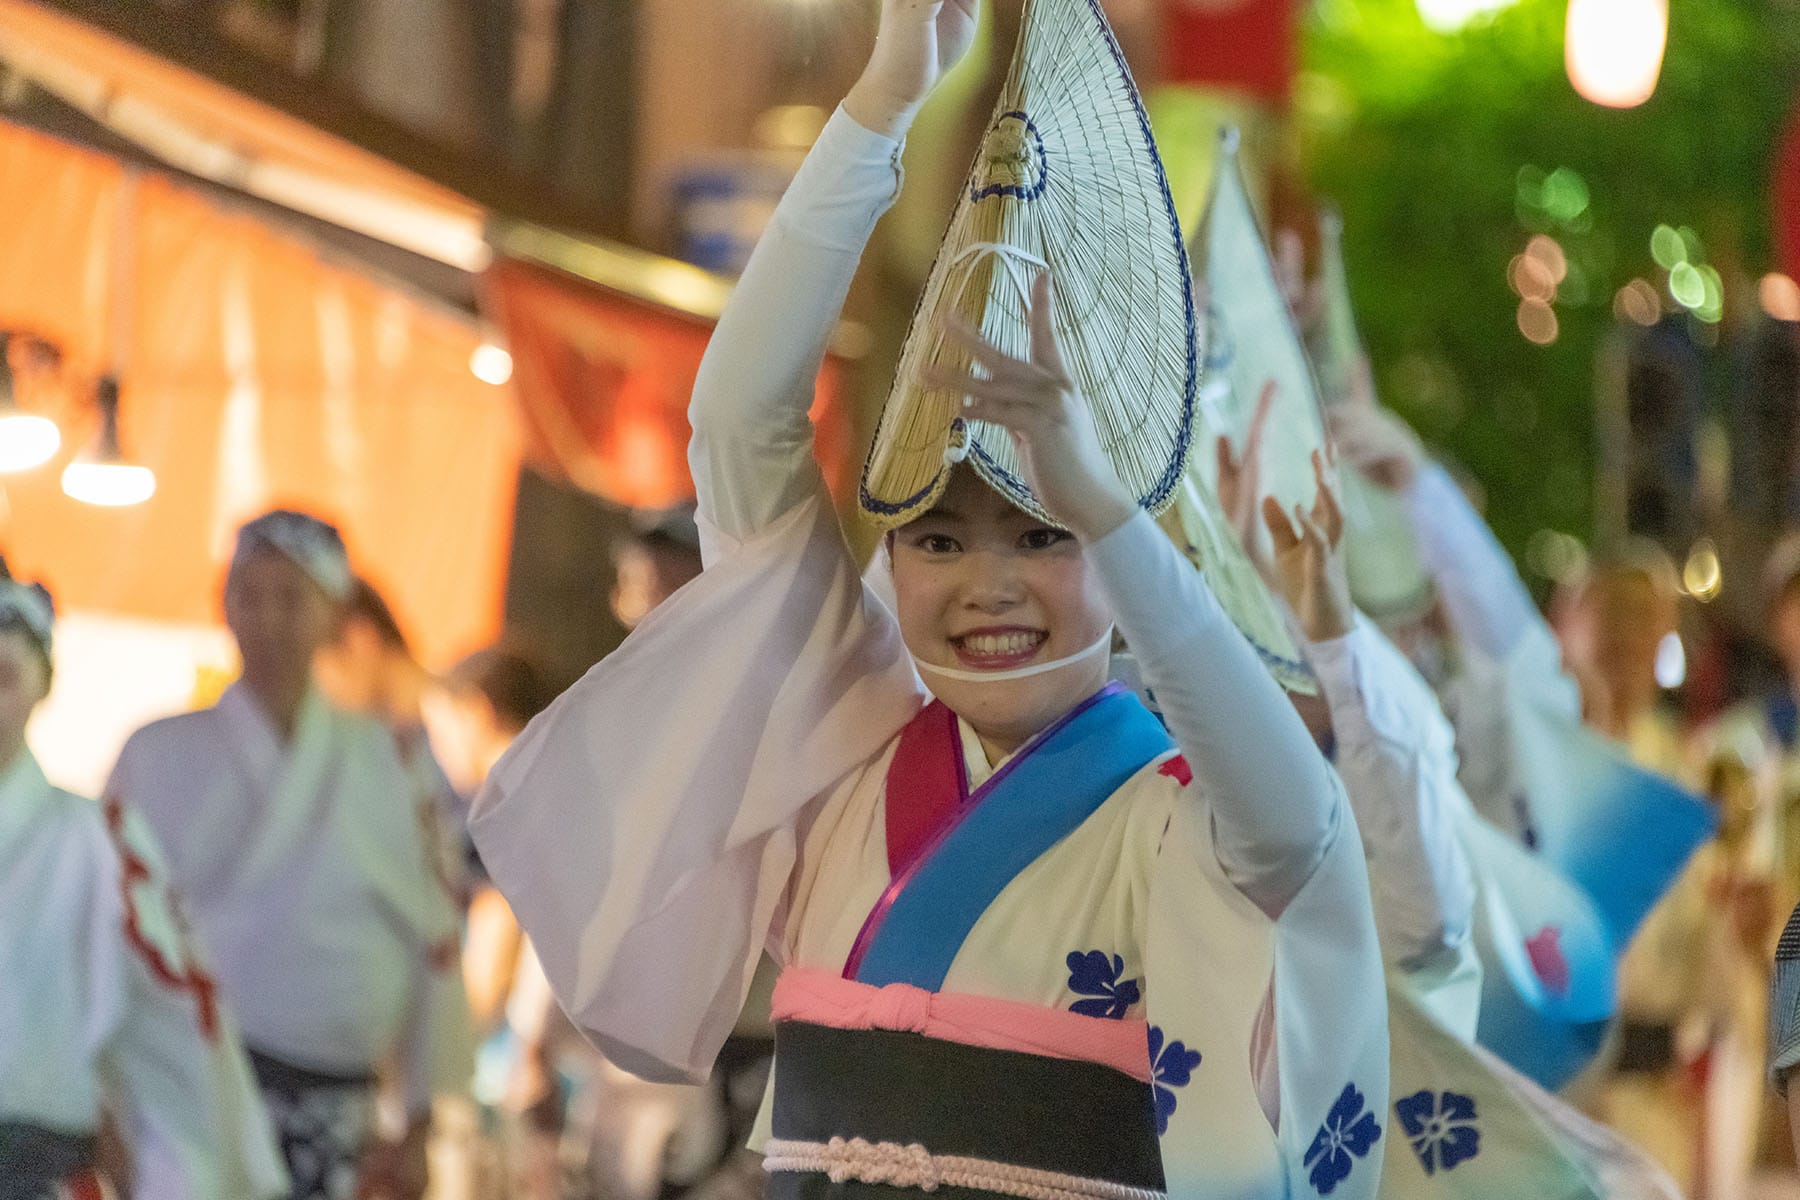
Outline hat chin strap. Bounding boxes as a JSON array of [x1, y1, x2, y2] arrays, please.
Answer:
[[913, 626, 1113, 685]]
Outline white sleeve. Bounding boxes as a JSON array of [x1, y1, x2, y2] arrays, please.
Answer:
[[689, 106, 904, 543], [1307, 618, 1477, 971], [1401, 463, 1543, 664], [98, 806, 288, 1200], [1086, 510, 1342, 914], [470, 491, 924, 1085]]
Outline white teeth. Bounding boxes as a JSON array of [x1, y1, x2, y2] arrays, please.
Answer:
[[960, 632, 1043, 656]]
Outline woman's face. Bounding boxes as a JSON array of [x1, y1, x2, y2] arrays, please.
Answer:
[[0, 627, 48, 768], [890, 469, 1113, 754]]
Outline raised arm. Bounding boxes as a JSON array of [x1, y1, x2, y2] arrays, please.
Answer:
[[691, 0, 977, 545], [1309, 619, 1476, 968], [688, 112, 902, 543]]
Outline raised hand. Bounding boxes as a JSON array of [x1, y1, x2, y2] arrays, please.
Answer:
[[1327, 378, 1425, 492], [1262, 449, 1353, 642], [1215, 380, 1277, 573], [845, 0, 981, 139], [919, 271, 1135, 542]]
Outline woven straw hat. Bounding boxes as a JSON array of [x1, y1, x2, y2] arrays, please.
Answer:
[[857, 0, 1197, 529], [1166, 132, 1325, 691]]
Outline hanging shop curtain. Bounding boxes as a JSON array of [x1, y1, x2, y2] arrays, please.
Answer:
[[0, 119, 520, 666]]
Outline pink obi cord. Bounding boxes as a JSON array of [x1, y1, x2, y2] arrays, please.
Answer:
[[772, 966, 1154, 1085]]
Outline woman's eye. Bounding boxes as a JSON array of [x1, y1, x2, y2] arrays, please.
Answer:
[[1020, 528, 1071, 550], [912, 533, 961, 554]]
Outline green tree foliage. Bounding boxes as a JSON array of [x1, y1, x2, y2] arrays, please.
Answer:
[[1299, 0, 1800, 558]]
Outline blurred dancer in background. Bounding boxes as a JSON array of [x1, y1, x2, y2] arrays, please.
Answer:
[[107, 511, 473, 1200], [0, 565, 287, 1198]]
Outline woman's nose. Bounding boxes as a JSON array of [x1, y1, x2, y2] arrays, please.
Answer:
[[960, 549, 1025, 611]]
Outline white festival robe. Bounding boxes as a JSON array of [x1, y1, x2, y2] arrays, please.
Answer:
[[472, 106, 1391, 1199], [107, 684, 473, 1112], [0, 749, 288, 1197]]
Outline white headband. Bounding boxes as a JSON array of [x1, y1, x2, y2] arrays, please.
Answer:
[[234, 510, 352, 601], [0, 580, 53, 655]]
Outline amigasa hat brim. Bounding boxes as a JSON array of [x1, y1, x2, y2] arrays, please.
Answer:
[[857, 0, 1198, 530]]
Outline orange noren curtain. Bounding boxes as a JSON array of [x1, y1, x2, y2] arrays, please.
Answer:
[[0, 119, 520, 667]]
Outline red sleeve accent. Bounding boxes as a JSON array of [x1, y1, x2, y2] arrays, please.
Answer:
[[1158, 755, 1194, 787], [104, 797, 220, 1041]]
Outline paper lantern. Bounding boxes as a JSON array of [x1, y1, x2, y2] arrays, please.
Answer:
[[1565, 0, 1668, 109]]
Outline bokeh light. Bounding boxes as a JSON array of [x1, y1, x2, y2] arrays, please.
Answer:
[[1517, 298, 1559, 345], [1682, 538, 1722, 601], [470, 342, 514, 386], [1654, 631, 1686, 688], [1508, 253, 1557, 303], [1760, 273, 1800, 321], [1415, 0, 1518, 33], [1668, 261, 1706, 309], [1613, 279, 1661, 325], [1650, 224, 1687, 270], [1525, 235, 1568, 283]]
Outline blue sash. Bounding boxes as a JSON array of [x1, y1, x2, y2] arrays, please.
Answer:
[[852, 684, 1174, 992]]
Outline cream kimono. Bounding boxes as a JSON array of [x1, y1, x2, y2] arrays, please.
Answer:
[[472, 107, 1390, 1199], [0, 750, 287, 1198]]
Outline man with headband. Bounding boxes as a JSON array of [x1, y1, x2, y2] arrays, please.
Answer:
[[0, 568, 288, 1197], [107, 510, 473, 1200]]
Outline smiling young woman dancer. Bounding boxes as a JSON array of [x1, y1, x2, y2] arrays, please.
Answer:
[[471, 3, 1388, 1197]]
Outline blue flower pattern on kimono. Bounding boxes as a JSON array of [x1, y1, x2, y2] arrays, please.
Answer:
[[1065, 950, 1142, 1020], [1146, 1026, 1201, 1136], [1394, 1090, 1480, 1175], [1304, 1082, 1382, 1195]]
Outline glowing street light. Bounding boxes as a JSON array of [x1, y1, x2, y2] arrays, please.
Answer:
[[62, 377, 155, 507], [0, 333, 60, 474]]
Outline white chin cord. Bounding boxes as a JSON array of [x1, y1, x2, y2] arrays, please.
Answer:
[[913, 626, 1115, 684]]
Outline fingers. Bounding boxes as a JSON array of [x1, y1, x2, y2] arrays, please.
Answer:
[[919, 365, 1035, 413], [1216, 432, 1240, 486], [1029, 271, 1068, 377], [1310, 450, 1344, 545], [1246, 380, 1276, 460], [1262, 494, 1300, 553], [939, 316, 1022, 377], [1293, 503, 1330, 558]]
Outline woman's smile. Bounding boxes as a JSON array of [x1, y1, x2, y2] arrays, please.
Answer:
[[950, 625, 1049, 669]]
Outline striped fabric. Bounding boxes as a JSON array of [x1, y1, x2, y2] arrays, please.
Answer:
[[1771, 902, 1800, 1092]]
